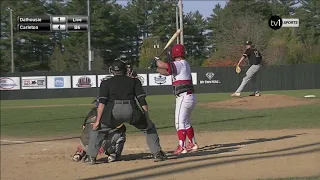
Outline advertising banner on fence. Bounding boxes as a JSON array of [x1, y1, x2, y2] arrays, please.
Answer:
[[21, 76, 46, 89], [148, 73, 172, 86], [97, 74, 114, 87], [97, 74, 148, 87], [47, 76, 71, 89], [191, 73, 197, 85], [148, 73, 197, 86], [72, 75, 97, 88], [0, 77, 20, 90], [199, 71, 221, 84]]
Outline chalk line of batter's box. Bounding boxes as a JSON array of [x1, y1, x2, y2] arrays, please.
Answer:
[[0, 139, 47, 144]]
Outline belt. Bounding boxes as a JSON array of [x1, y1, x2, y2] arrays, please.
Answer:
[[176, 90, 193, 97], [114, 100, 133, 104]]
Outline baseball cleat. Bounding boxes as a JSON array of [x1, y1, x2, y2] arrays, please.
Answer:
[[71, 148, 86, 162], [249, 93, 260, 96], [107, 154, 117, 163], [153, 150, 167, 162], [82, 155, 97, 165], [231, 92, 241, 97], [186, 142, 198, 152], [173, 145, 187, 155]]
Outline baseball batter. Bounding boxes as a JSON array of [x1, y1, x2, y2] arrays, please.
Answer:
[[153, 44, 198, 155]]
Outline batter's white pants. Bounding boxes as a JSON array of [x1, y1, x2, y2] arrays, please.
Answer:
[[175, 92, 196, 130]]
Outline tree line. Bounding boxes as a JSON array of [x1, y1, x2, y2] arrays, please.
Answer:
[[0, 0, 319, 72]]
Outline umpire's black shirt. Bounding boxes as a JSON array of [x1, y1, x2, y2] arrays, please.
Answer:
[[99, 74, 147, 106], [98, 74, 148, 126], [243, 48, 262, 66]]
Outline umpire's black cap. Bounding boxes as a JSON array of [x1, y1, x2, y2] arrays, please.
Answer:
[[111, 60, 126, 72], [245, 41, 252, 45]]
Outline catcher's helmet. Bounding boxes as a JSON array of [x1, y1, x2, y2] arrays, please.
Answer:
[[171, 44, 186, 59]]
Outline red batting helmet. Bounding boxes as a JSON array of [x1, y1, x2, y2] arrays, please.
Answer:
[[171, 44, 186, 58]]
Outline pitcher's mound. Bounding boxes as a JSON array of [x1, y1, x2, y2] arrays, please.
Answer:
[[199, 94, 320, 110]]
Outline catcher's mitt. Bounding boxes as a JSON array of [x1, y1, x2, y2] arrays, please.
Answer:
[[236, 65, 241, 74]]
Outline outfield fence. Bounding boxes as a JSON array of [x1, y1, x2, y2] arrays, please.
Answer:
[[1, 64, 319, 100]]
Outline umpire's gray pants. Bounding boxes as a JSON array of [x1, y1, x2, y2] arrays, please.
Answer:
[[87, 124, 112, 157], [113, 103, 162, 154], [236, 64, 261, 93]]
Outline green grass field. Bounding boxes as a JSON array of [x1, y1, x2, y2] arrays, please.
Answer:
[[1, 89, 320, 137]]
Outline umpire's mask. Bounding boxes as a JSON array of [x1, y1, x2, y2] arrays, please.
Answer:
[[110, 60, 126, 75]]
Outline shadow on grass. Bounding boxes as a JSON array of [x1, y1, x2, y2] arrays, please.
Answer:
[[80, 139, 320, 180], [157, 115, 266, 130], [0, 116, 85, 126]]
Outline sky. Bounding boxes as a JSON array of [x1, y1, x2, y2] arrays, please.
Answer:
[[116, 0, 228, 18]]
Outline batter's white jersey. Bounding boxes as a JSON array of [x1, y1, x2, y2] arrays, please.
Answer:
[[166, 60, 196, 130]]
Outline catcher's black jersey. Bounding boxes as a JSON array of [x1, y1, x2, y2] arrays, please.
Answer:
[[243, 48, 262, 65]]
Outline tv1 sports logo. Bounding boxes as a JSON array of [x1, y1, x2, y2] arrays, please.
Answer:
[[54, 77, 64, 87], [269, 15, 299, 30]]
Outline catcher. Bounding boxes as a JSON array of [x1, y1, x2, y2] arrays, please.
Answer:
[[71, 98, 126, 163]]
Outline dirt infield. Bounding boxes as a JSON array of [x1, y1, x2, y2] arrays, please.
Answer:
[[1, 129, 320, 180], [199, 94, 320, 110]]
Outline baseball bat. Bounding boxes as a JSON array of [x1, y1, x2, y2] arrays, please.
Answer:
[[158, 29, 182, 57], [148, 29, 182, 69]]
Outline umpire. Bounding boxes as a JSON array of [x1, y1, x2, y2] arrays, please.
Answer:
[[231, 41, 262, 97], [85, 60, 166, 164]]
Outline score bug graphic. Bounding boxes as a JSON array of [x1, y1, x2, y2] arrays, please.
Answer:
[[17, 15, 88, 32]]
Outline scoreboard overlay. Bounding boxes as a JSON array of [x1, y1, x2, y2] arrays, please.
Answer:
[[17, 15, 88, 32]]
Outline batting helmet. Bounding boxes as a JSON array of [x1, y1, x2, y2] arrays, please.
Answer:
[[171, 44, 186, 59]]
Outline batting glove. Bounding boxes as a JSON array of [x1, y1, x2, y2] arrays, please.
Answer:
[[154, 56, 160, 61], [150, 59, 157, 69]]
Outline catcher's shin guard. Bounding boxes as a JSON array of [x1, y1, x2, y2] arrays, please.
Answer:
[[72, 145, 86, 162]]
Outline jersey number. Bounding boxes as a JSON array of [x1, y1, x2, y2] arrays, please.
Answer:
[[254, 50, 260, 58]]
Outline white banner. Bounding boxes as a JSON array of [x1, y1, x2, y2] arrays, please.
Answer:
[[72, 75, 97, 88], [21, 76, 46, 89], [191, 73, 197, 85], [97, 74, 114, 87], [148, 73, 172, 86], [0, 77, 20, 90], [47, 76, 71, 89], [148, 73, 197, 86], [137, 74, 148, 86]]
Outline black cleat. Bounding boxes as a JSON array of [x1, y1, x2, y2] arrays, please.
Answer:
[[153, 151, 167, 162], [82, 155, 97, 165]]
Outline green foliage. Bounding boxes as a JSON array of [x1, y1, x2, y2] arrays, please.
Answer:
[[205, 0, 320, 66], [0, 0, 319, 72], [49, 46, 67, 72], [138, 36, 164, 68]]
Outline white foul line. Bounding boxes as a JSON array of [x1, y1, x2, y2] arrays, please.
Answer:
[[0, 139, 46, 144]]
